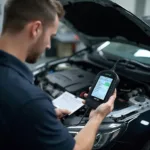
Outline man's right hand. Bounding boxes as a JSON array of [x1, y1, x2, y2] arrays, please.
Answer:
[[83, 88, 116, 119], [89, 90, 116, 119]]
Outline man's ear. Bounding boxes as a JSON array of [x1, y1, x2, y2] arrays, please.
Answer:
[[30, 21, 42, 39]]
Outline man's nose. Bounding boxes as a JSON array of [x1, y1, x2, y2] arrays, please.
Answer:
[[47, 43, 51, 49]]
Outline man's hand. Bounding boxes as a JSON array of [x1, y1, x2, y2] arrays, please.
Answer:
[[89, 90, 116, 119], [55, 108, 71, 119], [83, 87, 116, 119]]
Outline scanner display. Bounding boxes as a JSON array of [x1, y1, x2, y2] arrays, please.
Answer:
[[91, 76, 113, 100]]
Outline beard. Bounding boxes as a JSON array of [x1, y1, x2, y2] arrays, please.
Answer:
[[25, 48, 41, 64], [25, 36, 45, 64]]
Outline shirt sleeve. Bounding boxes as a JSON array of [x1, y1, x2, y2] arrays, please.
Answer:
[[14, 97, 75, 150]]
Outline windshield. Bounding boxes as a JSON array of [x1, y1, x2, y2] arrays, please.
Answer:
[[97, 41, 150, 65]]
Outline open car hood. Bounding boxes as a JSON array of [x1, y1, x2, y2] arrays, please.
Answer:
[[61, 0, 150, 49]]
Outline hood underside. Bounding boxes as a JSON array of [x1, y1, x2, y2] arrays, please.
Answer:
[[61, 0, 150, 49]]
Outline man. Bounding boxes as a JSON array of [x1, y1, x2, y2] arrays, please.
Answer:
[[0, 0, 116, 150]]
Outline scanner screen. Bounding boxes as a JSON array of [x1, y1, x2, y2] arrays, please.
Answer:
[[91, 76, 113, 100]]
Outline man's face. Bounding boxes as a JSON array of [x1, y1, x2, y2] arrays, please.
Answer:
[[26, 16, 59, 63]]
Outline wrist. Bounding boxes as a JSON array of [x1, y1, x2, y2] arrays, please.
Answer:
[[90, 113, 105, 124]]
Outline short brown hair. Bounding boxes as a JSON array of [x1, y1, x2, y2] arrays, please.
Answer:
[[2, 0, 65, 34]]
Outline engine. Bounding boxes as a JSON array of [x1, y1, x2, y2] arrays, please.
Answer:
[[45, 68, 95, 95]]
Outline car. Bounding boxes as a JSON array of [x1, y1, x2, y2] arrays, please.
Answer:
[[30, 0, 150, 150]]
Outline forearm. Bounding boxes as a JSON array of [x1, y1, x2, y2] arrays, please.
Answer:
[[74, 114, 104, 150]]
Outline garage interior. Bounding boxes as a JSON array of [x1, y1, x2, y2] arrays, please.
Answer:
[[0, 0, 150, 150]]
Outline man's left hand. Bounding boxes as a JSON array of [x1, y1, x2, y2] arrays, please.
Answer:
[[55, 108, 71, 119]]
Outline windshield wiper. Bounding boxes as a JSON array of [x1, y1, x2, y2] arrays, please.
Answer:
[[109, 59, 150, 71]]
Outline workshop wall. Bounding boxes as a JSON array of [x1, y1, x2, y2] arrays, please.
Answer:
[[112, 0, 136, 14], [144, 0, 150, 16], [0, 0, 5, 34]]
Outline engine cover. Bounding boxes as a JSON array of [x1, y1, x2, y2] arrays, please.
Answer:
[[45, 68, 95, 93]]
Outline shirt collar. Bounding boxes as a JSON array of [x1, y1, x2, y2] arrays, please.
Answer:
[[0, 50, 34, 84]]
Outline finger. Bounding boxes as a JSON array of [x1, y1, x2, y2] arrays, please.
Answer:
[[84, 93, 88, 98], [61, 109, 71, 114], [107, 90, 117, 105], [111, 89, 117, 98], [82, 100, 86, 104], [114, 89, 117, 95], [89, 87, 91, 91]]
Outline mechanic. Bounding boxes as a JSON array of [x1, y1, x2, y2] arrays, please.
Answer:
[[0, 0, 116, 150]]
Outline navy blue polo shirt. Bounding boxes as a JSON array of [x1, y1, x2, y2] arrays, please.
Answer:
[[0, 50, 75, 150]]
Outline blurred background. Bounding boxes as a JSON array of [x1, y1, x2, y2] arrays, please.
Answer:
[[0, 0, 150, 69]]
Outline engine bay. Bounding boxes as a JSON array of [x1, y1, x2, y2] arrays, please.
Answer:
[[33, 60, 150, 149], [35, 61, 150, 122]]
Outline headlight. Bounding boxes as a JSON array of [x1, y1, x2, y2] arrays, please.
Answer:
[[93, 128, 120, 149], [67, 123, 123, 150]]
